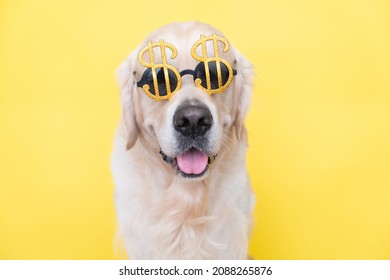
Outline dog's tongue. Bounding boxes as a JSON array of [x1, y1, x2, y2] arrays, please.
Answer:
[[177, 148, 208, 175]]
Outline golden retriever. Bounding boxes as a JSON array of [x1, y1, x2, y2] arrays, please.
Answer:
[[111, 21, 254, 259]]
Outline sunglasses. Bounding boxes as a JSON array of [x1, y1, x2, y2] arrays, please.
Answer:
[[137, 61, 237, 100], [136, 34, 238, 101]]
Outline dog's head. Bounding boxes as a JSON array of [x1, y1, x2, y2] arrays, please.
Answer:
[[117, 22, 253, 179]]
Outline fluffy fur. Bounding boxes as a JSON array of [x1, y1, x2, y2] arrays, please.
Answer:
[[111, 21, 254, 259]]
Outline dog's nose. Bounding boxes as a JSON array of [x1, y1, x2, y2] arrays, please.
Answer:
[[173, 104, 213, 138]]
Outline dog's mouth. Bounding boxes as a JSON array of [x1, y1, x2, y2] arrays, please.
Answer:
[[160, 147, 217, 178]]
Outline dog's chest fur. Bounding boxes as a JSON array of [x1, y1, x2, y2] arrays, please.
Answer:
[[112, 134, 253, 259]]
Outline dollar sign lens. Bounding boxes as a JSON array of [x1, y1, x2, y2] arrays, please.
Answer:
[[191, 34, 235, 95], [137, 40, 182, 101]]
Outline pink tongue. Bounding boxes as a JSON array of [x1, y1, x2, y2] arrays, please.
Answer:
[[177, 148, 208, 175]]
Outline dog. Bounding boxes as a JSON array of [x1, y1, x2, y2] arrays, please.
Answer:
[[111, 21, 254, 259]]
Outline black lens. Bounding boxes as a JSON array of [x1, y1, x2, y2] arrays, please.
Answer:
[[138, 68, 178, 97], [156, 68, 178, 96], [140, 69, 156, 95], [194, 61, 229, 90]]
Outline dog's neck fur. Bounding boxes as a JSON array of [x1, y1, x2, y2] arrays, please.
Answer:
[[136, 128, 220, 258], [154, 179, 212, 258], [112, 125, 252, 259]]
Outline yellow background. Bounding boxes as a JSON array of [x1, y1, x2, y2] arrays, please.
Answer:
[[1, 0, 389, 259]]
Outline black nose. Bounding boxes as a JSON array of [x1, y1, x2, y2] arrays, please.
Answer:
[[173, 104, 213, 138]]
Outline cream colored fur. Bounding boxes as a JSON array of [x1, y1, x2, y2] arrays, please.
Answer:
[[111, 21, 254, 259]]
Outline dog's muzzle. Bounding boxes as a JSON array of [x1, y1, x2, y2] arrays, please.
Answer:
[[159, 103, 217, 178]]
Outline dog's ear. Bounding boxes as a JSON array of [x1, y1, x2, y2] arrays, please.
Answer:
[[117, 51, 139, 150], [232, 48, 254, 143]]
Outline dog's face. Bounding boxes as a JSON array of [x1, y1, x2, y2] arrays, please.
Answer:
[[117, 22, 252, 180]]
